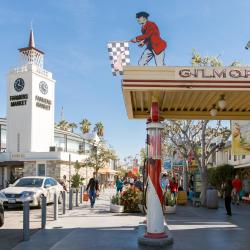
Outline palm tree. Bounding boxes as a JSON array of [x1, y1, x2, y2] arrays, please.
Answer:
[[94, 122, 104, 137], [79, 119, 91, 134], [57, 120, 69, 131], [68, 122, 77, 133]]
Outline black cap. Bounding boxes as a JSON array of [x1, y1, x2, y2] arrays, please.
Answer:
[[136, 11, 149, 19]]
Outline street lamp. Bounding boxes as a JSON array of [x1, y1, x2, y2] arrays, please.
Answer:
[[210, 104, 218, 117], [92, 132, 100, 174]]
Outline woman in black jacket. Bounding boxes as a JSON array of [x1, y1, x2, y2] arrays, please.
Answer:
[[224, 179, 233, 216]]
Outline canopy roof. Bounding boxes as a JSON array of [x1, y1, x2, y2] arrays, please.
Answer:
[[122, 66, 250, 120]]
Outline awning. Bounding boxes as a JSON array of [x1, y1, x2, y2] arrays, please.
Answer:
[[0, 161, 24, 167], [98, 167, 118, 174]]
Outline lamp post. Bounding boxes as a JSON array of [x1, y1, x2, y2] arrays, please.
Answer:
[[92, 132, 100, 174]]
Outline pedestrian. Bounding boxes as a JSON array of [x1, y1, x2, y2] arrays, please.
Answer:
[[169, 177, 178, 197], [161, 173, 169, 192], [59, 175, 67, 192], [129, 177, 135, 187], [115, 176, 124, 193], [224, 179, 233, 216], [232, 175, 242, 205], [130, 11, 167, 66], [135, 177, 143, 191], [86, 172, 99, 208]]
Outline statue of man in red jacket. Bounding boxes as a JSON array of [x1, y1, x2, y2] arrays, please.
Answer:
[[131, 11, 167, 66]]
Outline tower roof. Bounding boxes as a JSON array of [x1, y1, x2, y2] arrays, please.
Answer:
[[28, 29, 35, 48], [18, 29, 44, 54]]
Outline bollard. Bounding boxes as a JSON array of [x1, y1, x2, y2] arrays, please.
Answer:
[[41, 196, 47, 229], [54, 192, 58, 220], [23, 200, 30, 241], [69, 189, 73, 210], [62, 191, 66, 214], [76, 189, 79, 207], [80, 186, 83, 204]]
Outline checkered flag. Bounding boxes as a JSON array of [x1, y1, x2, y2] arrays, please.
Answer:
[[107, 41, 130, 76]]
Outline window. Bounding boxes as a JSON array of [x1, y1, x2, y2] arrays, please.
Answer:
[[229, 151, 231, 160], [44, 178, 50, 187], [242, 155, 246, 159], [234, 155, 237, 161], [49, 178, 57, 186], [37, 163, 46, 176]]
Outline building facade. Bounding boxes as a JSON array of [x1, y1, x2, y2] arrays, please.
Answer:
[[214, 141, 250, 193], [0, 30, 117, 189]]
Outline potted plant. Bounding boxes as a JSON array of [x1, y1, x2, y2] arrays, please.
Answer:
[[110, 194, 124, 213], [119, 186, 142, 212], [164, 190, 177, 214]]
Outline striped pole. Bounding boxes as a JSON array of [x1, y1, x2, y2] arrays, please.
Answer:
[[144, 102, 167, 238]]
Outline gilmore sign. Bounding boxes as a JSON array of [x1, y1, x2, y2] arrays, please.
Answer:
[[177, 67, 250, 80]]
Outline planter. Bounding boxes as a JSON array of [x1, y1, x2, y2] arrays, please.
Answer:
[[110, 204, 124, 213], [164, 205, 176, 214], [206, 189, 218, 209]]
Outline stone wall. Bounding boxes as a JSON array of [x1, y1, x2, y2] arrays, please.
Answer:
[[23, 162, 36, 176]]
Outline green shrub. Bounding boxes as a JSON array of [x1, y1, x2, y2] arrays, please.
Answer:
[[208, 164, 235, 193], [164, 190, 176, 206]]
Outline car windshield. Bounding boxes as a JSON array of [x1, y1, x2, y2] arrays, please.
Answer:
[[14, 178, 43, 187]]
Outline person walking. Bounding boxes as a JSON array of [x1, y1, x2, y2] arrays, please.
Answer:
[[131, 11, 167, 66], [169, 177, 178, 197], [161, 173, 169, 192], [115, 176, 124, 193], [224, 179, 233, 216], [232, 175, 242, 205], [86, 172, 99, 208]]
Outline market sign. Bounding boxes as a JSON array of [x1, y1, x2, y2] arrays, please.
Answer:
[[176, 67, 250, 80]]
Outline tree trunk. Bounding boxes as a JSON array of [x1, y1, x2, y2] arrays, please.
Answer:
[[200, 166, 208, 206], [200, 120, 208, 206]]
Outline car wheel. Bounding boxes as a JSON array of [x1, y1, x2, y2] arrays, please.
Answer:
[[58, 192, 63, 204], [0, 212, 4, 227]]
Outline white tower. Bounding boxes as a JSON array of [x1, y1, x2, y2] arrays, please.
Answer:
[[7, 30, 56, 153]]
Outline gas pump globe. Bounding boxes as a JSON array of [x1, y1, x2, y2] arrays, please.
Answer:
[[147, 122, 163, 160]]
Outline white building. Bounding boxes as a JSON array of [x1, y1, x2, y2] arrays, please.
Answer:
[[211, 141, 250, 192], [0, 30, 117, 189]]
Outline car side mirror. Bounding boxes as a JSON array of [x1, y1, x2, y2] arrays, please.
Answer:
[[45, 184, 51, 188], [8, 184, 13, 187]]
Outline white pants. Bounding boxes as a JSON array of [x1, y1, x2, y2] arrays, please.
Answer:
[[138, 48, 165, 66]]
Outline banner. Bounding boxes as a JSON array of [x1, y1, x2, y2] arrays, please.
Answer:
[[163, 159, 172, 170], [232, 121, 250, 155], [107, 41, 130, 76]]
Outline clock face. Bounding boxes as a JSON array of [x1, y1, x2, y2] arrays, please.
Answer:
[[39, 81, 48, 95], [14, 78, 25, 92]]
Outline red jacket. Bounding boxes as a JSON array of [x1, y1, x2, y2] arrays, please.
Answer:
[[232, 179, 242, 192], [169, 181, 178, 193], [136, 21, 166, 55]]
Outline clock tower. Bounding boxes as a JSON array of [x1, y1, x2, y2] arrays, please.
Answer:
[[7, 30, 56, 153]]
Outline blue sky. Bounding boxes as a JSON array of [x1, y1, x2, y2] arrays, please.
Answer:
[[0, 0, 250, 160]]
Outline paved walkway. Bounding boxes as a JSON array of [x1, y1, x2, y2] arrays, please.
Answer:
[[12, 189, 250, 250]]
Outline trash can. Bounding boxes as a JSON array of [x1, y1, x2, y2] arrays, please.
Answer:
[[206, 189, 218, 209], [177, 191, 188, 205]]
